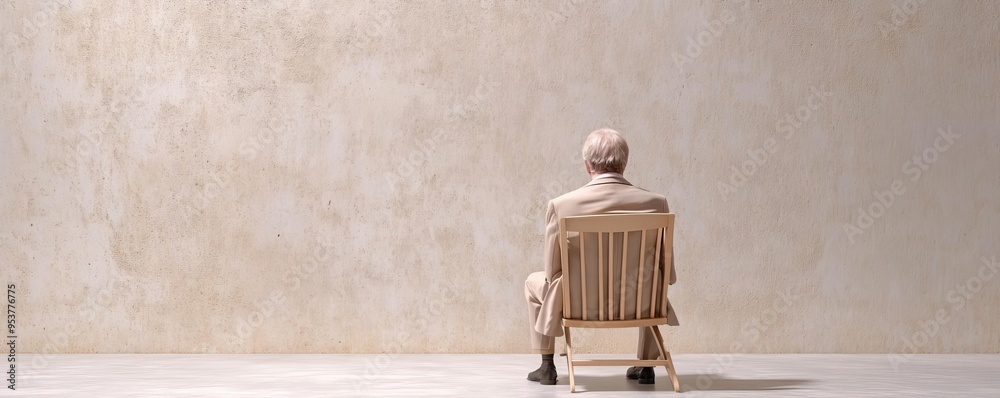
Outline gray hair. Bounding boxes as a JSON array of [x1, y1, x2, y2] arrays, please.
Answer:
[[582, 128, 629, 174]]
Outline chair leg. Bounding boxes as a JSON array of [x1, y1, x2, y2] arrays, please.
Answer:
[[664, 351, 680, 393], [651, 326, 680, 392], [564, 326, 576, 393]]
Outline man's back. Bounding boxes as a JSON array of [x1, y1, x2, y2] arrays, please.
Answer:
[[551, 175, 668, 219]]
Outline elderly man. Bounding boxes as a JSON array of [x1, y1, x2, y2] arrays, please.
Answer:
[[524, 128, 678, 385]]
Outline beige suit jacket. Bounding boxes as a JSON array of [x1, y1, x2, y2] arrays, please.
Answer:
[[534, 174, 678, 337]]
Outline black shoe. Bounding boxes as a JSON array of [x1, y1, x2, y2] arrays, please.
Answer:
[[527, 363, 558, 385], [626, 366, 655, 384]]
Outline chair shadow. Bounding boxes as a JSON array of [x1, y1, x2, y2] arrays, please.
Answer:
[[676, 374, 811, 391], [560, 373, 811, 393]]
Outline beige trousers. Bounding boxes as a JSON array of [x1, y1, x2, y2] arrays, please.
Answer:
[[524, 271, 659, 359]]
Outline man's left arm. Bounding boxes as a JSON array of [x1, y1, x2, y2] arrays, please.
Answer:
[[543, 200, 562, 282], [664, 197, 676, 285]]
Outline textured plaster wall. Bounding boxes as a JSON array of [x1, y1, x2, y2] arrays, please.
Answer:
[[1, 0, 998, 355]]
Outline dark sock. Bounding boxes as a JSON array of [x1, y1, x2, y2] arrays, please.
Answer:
[[541, 354, 554, 365]]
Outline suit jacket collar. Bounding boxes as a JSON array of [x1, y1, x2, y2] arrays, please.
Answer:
[[585, 174, 632, 187]]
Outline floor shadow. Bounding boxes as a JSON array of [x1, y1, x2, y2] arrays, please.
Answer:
[[676, 375, 811, 391], [560, 374, 811, 393]]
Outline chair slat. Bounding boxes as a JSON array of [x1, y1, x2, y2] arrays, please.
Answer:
[[620, 231, 628, 319], [651, 228, 661, 318], [579, 232, 587, 321], [608, 233, 615, 320], [636, 229, 646, 320], [598, 232, 604, 321]]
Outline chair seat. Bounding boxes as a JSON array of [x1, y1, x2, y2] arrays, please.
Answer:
[[563, 359, 673, 367], [563, 317, 668, 329]]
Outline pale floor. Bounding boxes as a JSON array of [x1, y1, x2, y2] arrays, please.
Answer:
[[11, 354, 1000, 397]]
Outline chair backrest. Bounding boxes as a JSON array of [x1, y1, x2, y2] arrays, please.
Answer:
[[559, 213, 674, 322]]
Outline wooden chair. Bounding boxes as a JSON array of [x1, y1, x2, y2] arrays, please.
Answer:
[[558, 213, 679, 393]]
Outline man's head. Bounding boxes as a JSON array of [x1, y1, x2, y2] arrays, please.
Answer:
[[582, 128, 629, 176]]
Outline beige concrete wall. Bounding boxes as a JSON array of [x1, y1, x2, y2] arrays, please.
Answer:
[[1, 0, 998, 355]]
